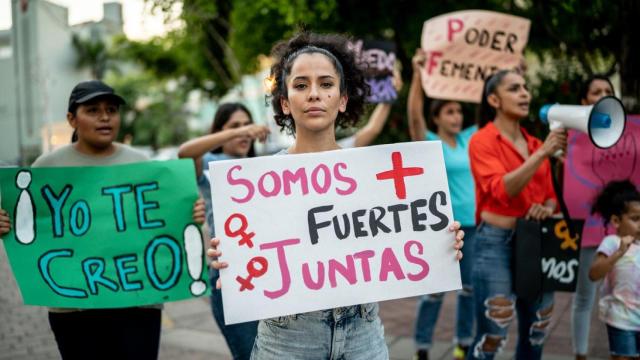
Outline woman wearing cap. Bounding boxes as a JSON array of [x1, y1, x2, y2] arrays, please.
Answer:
[[0, 80, 206, 359]]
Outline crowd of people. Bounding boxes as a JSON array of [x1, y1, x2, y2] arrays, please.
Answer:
[[0, 28, 638, 360]]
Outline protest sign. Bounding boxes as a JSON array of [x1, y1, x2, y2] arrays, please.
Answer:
[[420, 10, 530, 103], [563, 115, 640, 247], [348, 39, 397, 103], [0, 160, 207, 308], [514, 218, 583, 300], [540, 219, 584, 292], [209, 142, 461, 324]]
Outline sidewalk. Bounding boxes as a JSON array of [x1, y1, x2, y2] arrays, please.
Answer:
[[0, 242, 609, 359]]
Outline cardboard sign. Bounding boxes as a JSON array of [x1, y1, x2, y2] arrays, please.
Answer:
[[563, 115, 640, 247], [0, 160, 207, 308], [420, 10, 530, 103], [209, 142, 461, 324], [348, 39, 397, 103]]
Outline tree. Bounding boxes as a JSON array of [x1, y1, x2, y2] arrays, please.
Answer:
[[138, 0, 637, 145], [71, 34, 108, 79]]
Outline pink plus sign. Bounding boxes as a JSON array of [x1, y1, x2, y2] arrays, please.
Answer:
[[375, 151, 424, 199]]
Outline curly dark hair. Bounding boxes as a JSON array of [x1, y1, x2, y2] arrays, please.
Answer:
[[268, 32, 369, 135], [592, 180, 640, 228]]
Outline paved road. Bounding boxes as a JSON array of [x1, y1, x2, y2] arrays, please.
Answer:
[[0, 241, 609, 360]]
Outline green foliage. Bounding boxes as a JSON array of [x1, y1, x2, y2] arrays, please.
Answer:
[[114, 0, 632, 146], [71, 34, 109, 79], [229, 0, 338, 73], [105, 72, 192, 150]]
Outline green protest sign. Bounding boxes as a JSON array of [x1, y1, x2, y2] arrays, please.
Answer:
[[0, 159, 208, 308]]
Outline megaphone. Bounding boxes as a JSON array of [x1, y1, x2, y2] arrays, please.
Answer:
[[539, 96, 626, 149]]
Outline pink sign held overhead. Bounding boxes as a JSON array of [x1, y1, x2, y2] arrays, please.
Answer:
[[420, 10, 531, 103], [563, 115, 640, 247]]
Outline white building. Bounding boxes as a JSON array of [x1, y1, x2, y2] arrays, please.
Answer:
[[0, 0, 123, 165]]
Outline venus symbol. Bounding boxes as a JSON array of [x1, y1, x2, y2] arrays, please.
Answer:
[[15, 170, 35, 245], [184, 224, 206, 296]]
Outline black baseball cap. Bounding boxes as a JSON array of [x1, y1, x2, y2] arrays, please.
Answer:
[[67, 80, 126, 112]]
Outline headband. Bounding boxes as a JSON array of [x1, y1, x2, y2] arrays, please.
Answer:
[[281, 45, 346, 94]]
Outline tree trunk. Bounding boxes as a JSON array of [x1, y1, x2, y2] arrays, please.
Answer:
[[620, 0, 640, 113]]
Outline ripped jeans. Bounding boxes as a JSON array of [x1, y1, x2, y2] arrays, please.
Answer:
[[467, 223, 554, 360]]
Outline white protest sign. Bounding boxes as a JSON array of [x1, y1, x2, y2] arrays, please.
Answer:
[[209, 142, 461, 324], [421, 10, 530, 103]]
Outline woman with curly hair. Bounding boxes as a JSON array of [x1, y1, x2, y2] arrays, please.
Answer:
[[208, 32, 465, 359]]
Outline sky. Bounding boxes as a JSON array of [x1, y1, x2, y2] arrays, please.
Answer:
[[0, 0, 181, 40]]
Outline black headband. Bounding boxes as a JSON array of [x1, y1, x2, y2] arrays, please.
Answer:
[[281, 45, 346, 94]]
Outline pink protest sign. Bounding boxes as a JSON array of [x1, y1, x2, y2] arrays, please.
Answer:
[[563, 115, 640, 247], [420, 10, 530, 103], [209, 142, 461, 324]]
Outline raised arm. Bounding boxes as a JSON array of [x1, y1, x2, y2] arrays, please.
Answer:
[[502, 130, 566, 197], [408, 49, 427, 141], [178, 124, 269, 176], [589, 236, 634, 281], [353, 103, 391, 147]]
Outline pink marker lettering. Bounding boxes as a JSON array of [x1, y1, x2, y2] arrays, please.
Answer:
[[258, 171, 282, 197], [302, 261, 325, 290], [311, 164, 331, 194], [379, 247, 406, 281], [404, 240, 430, 281], [353, 250, 375, 282], [328, 256, 357, 288], [334, 162, 357, 195], [227, 165, 254, 203], [426, 51, 443, 75], [447, 18, 464, 42], [282, 168, 309, 196], [259, 238, 300, 299]]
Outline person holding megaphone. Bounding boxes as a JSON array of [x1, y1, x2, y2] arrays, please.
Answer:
[[467, 69, 566, 360]]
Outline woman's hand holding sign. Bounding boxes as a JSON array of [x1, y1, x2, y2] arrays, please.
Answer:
[[192, 198, 206, 224], [451, 221, 465, 260], [208, 237, 227, 289], [0, 209, 10, 236]]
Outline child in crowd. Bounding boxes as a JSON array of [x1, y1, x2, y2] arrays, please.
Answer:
[[589, 180, 640, 360]]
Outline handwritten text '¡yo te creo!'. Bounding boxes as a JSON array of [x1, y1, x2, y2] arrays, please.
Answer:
[[36, 181, 186, 298]]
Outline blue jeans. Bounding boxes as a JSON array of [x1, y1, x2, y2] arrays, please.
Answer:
[[415, 226, 476, 349], [468, 223, 554, 360], [210, 268, 259, 360], [607, 324, 640, 357], [571, 246, 599, 355], [250, 304, 388, 359]]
